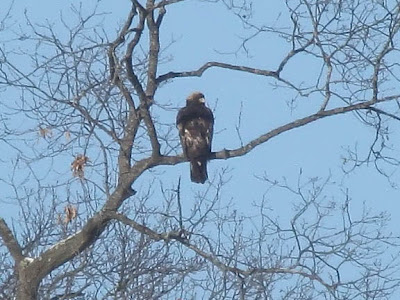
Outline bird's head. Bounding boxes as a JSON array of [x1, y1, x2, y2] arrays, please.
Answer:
[[186, 92, 205, 106]]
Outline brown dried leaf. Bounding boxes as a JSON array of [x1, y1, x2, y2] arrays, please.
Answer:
[[65, 130, 71, 141], [71, 154, 90, 178], [38, 127, 53, 139], [63, 205, 78, 225]]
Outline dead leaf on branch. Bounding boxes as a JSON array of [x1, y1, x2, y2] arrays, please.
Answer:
[[63, 205, 78, 225], [71, 154, 90, 178], [64, 130, 71, 141], [38, 127, 53, 139]]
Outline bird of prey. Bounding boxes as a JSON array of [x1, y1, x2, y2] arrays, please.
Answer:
[[176, 92, 214, 184]]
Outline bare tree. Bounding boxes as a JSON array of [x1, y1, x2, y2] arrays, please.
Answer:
[[1, 0, 400, 299]]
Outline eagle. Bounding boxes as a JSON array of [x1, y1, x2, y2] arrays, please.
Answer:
[[177, 92, 214, 184]]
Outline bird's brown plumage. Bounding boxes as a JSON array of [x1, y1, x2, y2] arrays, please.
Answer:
[[177, 92, 214, 183]]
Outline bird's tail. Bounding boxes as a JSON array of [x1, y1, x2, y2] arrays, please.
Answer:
[[190, 160, 208, 184]]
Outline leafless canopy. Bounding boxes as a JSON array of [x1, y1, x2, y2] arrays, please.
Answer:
[[0, 0, 400, 299]]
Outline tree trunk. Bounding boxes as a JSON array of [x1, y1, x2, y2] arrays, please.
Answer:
[[16, 263, 40, 300]]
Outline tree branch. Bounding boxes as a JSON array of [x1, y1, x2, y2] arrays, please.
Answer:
[[15, 176, 137, 284], [0, 218, 24, 263], [111, 3, 148, 174], [118, 3, 161, 159], [154, 0, 184, 9], [109, 212, 336, 291], [213, 97, 396, 159], [108, 4, 137, 89], [157, 96, 399, 167], [124, 7, 147, 100], [368, 107, 400, 122], [156, 61, 279, 84], [146, 0, 162, 97]]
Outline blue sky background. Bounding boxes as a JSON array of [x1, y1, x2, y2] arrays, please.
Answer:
[[1, 0, 400, 297]]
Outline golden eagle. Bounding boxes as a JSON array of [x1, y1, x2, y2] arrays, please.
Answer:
[[177, 92, 214, 183]]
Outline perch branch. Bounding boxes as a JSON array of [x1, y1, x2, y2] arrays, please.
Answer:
[[157, 95, 399, 167]]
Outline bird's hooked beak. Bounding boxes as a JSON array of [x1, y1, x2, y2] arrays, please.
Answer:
[[199, 97, 205, 103]]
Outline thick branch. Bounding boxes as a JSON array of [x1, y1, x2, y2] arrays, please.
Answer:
[[124, 8, 147, 99], [215, 98, 391, 159], [108, 6, 138, 113], [139, 105, 162, 157], [157, 96, 398, 167], [146, 1, 162, 97], [111, 4, 148, 173], [108, 5, 137, 88], [0, 218, 24, 263], [133, 1, 163, 157], [118, 110, 141, 177], [156, 61, 279, 84], [119, 4, 161, 158]]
